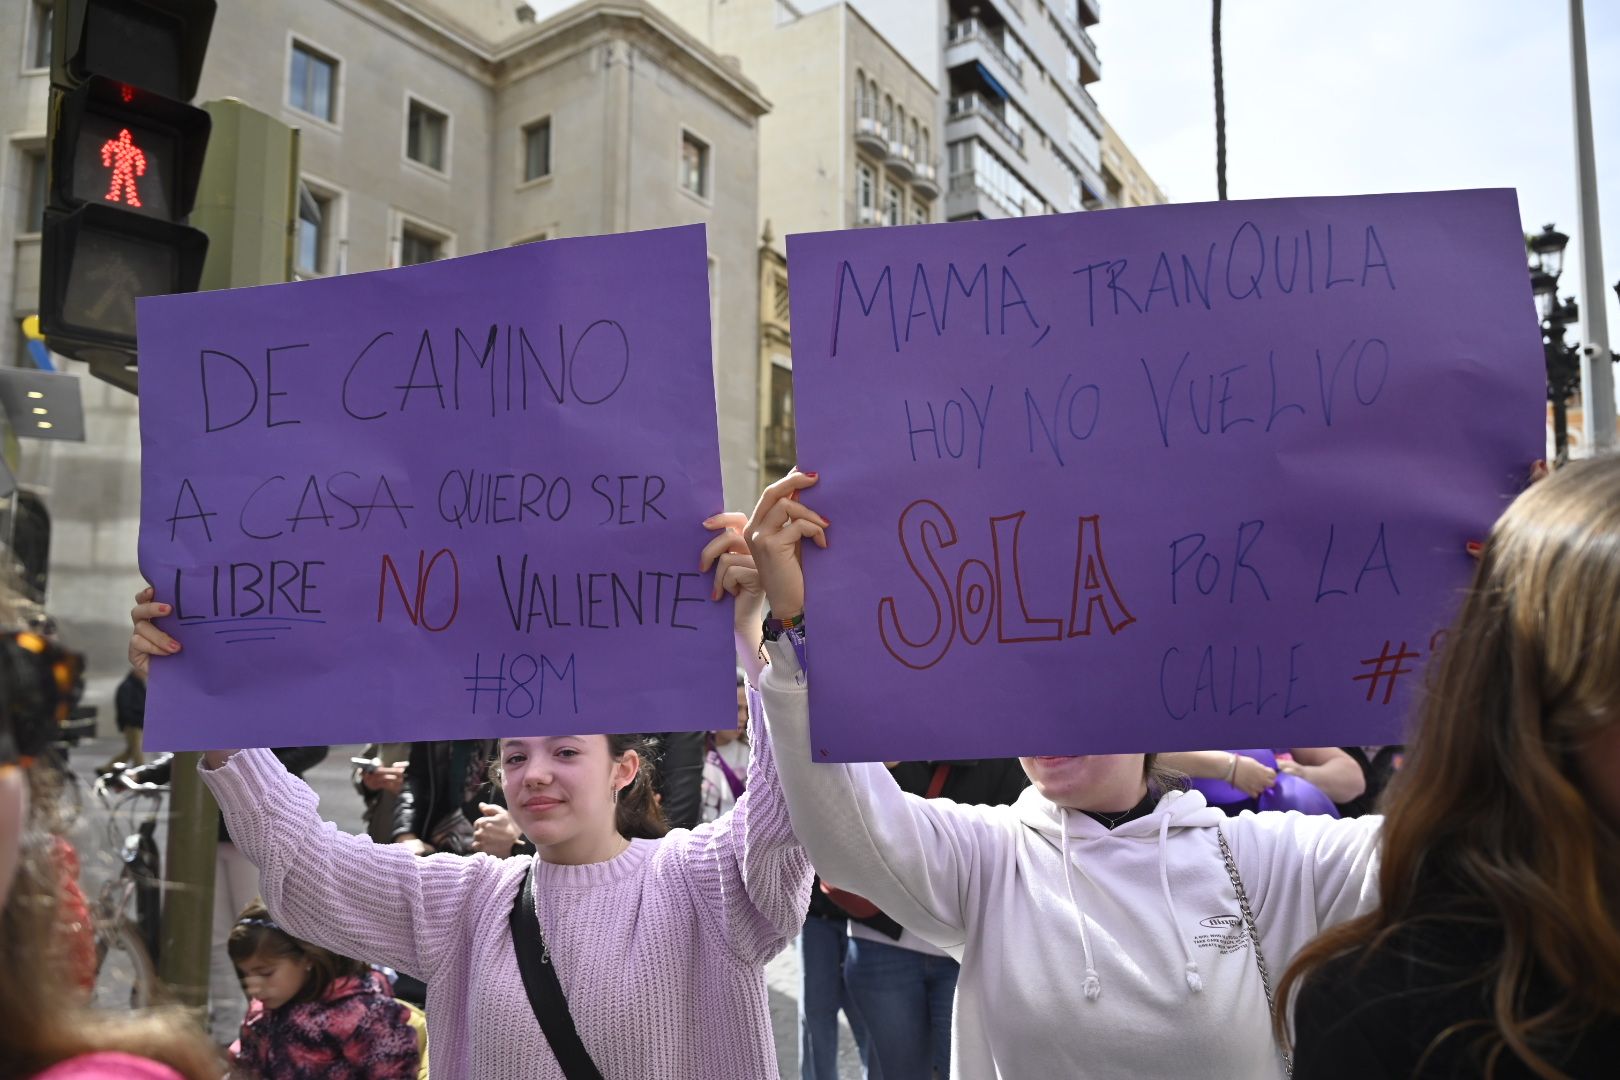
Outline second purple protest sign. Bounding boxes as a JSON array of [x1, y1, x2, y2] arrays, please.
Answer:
[[786, 190, 1544, 762], [136, 225, 734, 750]]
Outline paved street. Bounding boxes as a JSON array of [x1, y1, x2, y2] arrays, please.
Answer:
[[63, 735, 864, 1078]]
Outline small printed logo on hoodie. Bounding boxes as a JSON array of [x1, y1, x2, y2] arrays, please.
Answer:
[[1193, 914, 1249, 954]]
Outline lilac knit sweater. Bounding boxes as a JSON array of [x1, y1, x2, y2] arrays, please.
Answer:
[[200, 705, 810, 1080]]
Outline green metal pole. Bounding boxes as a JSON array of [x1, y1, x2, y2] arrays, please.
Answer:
[[157, 755, 217, 1008], [156, 97, 297, 1010]]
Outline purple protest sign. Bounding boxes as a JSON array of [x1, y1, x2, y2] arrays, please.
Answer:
[[786, 190, 1543, 762], [136, 225, 733, 750]]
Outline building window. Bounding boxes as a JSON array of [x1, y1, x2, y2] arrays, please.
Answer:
[[400, 224, 444, 266], [854, 70, 867, 120], [681, 131, 709, 198], [20, 150, 46, 233], [772, 272, 791, 325], [296, 186, 333, 276], [883, 184, 902, 227], [407, 99, 448, 171], [857, 163, 875, 213], [912, 202, 929, 226], [895, 105, 906, 147], [920, 127, 931, 166], [289, 41, 338, 122], [951, 138, 1038, 217], [28, 0, 52, 70], [522, 118, 551, 181], [882, 95, 894, 138]]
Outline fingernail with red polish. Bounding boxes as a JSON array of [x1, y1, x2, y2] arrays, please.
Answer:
[[1465, 541, 1483, 556], [167, 641, 182, 651]]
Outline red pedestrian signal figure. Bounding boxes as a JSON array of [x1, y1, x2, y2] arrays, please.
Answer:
[[100, 128, 147, 208]]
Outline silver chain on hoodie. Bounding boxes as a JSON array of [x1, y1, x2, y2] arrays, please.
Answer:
[[1217, 826, 1294, 1078]]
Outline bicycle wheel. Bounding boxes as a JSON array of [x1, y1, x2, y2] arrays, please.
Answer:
[[93, 915, 159, 1010]]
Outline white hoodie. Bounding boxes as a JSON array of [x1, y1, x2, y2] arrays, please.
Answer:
[[762, 647, 1382, 1080]]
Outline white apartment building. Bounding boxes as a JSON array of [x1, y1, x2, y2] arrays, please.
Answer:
[[832, 0, 1106, 219]]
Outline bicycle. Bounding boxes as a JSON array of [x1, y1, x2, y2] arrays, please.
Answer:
[[90, 766, 166, 1008]]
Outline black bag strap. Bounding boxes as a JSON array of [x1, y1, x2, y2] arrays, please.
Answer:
[[510, 867, 606, 1080]]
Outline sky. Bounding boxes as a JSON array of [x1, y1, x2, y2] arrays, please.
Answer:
[[1091, 0, 1620, 381]]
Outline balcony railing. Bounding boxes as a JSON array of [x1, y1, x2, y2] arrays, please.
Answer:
[[948, 93, 1024, 154], [946, 18, 1024, 87], [885, 140, 916, 179], [912, 160, 940, 198], [854, 111, 888, 152]]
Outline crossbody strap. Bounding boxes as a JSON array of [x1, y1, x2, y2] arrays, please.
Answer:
[[510, 867, 606, 1080], [1217, 825, 1294, 1078]]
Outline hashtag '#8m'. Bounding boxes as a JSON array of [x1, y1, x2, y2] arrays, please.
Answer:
[[463, 652, 579, 717]]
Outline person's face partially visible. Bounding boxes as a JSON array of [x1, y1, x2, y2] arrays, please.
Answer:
[[237, 952, 309, 1011]]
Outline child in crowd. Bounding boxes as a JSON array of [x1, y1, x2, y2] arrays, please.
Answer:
[[228, 900, 422, 1080]]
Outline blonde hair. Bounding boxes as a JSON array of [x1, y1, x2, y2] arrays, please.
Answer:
[[1279, 455, 1620, 1077], [0, 768, 221, 1078]]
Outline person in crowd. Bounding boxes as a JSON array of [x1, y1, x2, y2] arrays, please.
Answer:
[[96, 667, 147, 773], [1282, 454, 1620, 1077], [699, 672, 751, 823], [126, 743, 330, 1042], [390, 739, 531, 858], [0, 616, 220, 1079], [1159, 747, 1366, 816], [835, 758, 1029, 1079], [126, 515, 811, 1078], [352, 743, 412, 845], [227, 899, 421, 1079], [650, 729, 707, 830], [746, 470, 1384, 1079], [799, 879, 874, 1080]]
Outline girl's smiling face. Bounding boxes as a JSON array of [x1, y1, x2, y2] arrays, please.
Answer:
[[499, 735, 638, 864]]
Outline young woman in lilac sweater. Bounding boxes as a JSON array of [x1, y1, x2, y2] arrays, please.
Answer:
[[127, 526, 809, 1080]]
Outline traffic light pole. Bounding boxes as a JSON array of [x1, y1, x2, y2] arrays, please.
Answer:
[[156, 98, 298, 1014]]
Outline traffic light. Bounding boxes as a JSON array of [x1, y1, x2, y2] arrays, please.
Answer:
[[39, 0, 216, 390]]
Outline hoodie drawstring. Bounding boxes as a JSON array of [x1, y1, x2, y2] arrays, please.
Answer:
[[1157, 812, 1203, 993], [1060, 808, 1103, 1001]]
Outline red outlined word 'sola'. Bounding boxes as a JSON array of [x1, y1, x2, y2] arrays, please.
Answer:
[[877, 499, 1135, 670]]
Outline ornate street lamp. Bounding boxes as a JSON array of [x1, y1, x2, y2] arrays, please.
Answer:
[[1529, 224, 1569, 279], [1528, 224, 1579, 461]]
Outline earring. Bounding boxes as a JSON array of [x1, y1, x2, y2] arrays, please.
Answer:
[[612, 784, 620, 804]]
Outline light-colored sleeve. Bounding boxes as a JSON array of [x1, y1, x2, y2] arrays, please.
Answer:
[[201, 748, 516, 983], [1227, 809, 1383, 962], [673, 678, 814, 966], [761, 645, 1007, 950]]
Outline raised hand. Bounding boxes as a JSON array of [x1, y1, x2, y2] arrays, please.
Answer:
[[742, 471, 828, 620]]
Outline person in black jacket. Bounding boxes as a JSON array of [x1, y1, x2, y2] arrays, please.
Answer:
[[1283, 456, 1620, 1078], [390, 740, 534, 858], [650, 730, 707, 831]]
